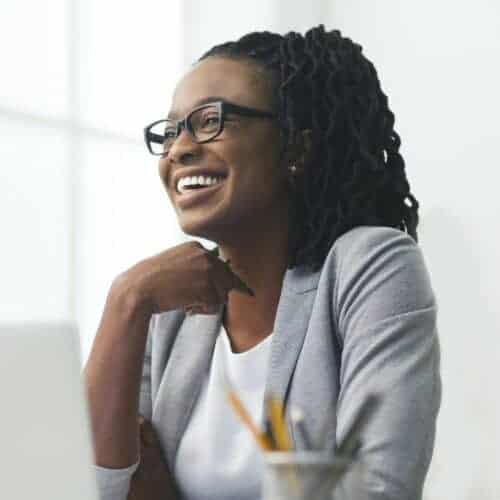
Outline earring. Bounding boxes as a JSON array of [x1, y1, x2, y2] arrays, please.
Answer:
[[287, 164, 298, 190]]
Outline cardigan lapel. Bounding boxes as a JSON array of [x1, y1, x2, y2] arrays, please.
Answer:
[[154, 262, 322, 467], [153, 309, 223, 467], [264, 264, 321, 411]]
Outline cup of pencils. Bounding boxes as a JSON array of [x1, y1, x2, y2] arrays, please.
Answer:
[[226, 382, 378, 500], [261, 450, 351, 500]]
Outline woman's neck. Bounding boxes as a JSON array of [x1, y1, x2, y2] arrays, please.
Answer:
[[215, 202, 290, 352]]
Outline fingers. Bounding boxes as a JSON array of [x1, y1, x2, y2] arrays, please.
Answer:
[[136, 417, 172, 484], [229, 270, 255, 297], [138, 417, 158, 447], [183, 246, 256, 316], [207, 247, 255, 298], [185, 304, 220, 316]]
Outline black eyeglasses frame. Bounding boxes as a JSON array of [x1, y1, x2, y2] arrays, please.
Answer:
[[143, 100, 276, 156]]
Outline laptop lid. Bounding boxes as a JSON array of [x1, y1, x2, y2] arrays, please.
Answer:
[[0, 322, 99, 500]]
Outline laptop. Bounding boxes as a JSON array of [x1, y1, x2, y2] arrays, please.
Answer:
[[0, 322, 99, 500]]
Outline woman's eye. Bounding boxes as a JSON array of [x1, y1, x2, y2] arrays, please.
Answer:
[[204, 116, 219, 125]]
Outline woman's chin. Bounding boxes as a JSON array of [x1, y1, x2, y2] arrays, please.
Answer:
[[178, 214, 230, 241]]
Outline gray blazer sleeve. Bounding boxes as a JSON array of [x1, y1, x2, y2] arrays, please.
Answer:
[[333, 227, 441, 500], [138, 313, 155, 420]]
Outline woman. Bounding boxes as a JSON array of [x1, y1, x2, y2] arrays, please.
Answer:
[[84, 25, 441, 500]]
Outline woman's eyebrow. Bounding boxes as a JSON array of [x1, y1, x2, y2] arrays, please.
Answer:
[[167, 96, 230, 119]]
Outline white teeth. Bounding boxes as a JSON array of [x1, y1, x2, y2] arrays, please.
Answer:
[[177, 175, 225, 193]]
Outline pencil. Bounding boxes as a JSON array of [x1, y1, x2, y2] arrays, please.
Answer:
[[290, 406, 313, 450], [266, 395, 293, 451], [265, 395, 302, 497], [227, 390, 273, 451]]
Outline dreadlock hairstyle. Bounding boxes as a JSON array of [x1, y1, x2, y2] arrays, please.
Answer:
[[199, 25, 419, 272]]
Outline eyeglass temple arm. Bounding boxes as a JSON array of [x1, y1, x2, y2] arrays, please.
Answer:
[[145, 130, 165, 144], [223, 102, 275, 119]]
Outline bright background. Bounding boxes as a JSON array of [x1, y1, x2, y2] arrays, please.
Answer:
[[0, 1, 498, 498]]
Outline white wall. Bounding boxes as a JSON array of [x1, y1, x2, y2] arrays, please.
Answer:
[[0, 0, 185, 362], [329, 2, 500, 498], [0, 0, 72, 322], [73, 0, 186, 362], [182, 0, 331, 69]]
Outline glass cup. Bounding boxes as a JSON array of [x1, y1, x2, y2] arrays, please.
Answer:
[[261, 451, 363, 500]]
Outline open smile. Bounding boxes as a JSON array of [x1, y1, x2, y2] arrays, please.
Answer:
[[175, 179, 226, 209]]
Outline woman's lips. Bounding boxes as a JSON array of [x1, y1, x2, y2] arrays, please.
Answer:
[[175, 180, 226, 209]]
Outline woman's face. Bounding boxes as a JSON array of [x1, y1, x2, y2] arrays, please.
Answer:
[[158, 56, 290, 242]]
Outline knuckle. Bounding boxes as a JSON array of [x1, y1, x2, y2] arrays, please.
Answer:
[[182, 240, 203, 254], [191, 241, 205, 252]]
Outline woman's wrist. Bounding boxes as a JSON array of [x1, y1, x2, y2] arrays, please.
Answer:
[[108, 272, 156, 326]]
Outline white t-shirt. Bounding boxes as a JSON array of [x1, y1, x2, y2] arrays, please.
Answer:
[[94, 324, 272, 500], [175, 325, 272, 500]]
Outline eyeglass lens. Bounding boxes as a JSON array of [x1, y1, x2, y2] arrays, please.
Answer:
[[148, 105, 222, 155]]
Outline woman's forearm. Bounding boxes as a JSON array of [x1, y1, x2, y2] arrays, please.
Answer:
[[83, 280, 153, 469]]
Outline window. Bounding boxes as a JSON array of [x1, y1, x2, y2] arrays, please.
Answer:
[[0, 0, 184, 363]]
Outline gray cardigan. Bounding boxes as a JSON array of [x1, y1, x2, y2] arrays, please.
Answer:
[[138, 226, 441, 500]]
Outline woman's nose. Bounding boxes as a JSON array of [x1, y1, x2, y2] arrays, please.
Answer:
[[167, 128, 201, 165]]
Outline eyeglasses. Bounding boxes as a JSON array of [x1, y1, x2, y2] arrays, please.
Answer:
[[144, 100, 276, 156]]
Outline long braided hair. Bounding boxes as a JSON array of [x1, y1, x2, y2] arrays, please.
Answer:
[[199, 25, 419, 272]]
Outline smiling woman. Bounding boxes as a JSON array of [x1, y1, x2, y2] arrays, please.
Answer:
[[84, 25, 441, 500]]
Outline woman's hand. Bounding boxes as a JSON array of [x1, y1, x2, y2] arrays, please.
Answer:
[[127, 417, 180, 500], [113, 241, 254, 316]]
